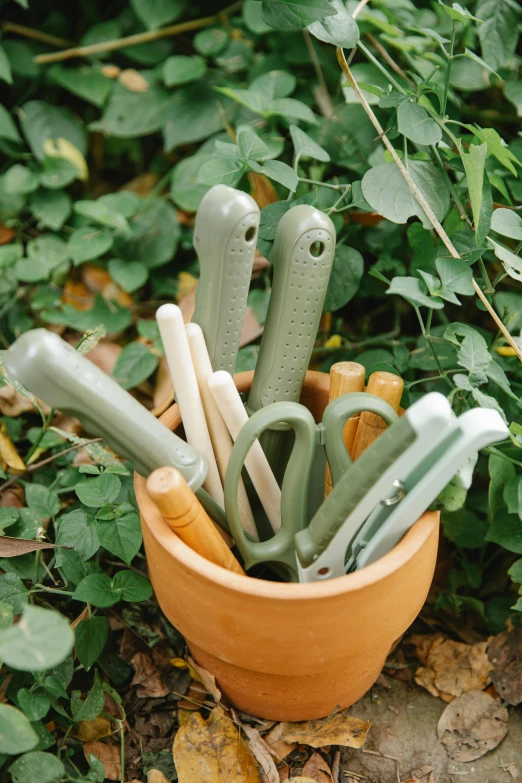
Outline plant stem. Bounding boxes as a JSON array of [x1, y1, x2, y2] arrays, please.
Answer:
[[358, 41, 406, 94], [1, 22, 72, 48], [298, 177, 344, 190], [442, 21, 456, 116], [365, 33, 412, 85], [0, 438, 102, 493], [34, 1, 242, 63], [303, 29, 337, 119], [25, 407, 55, 464]]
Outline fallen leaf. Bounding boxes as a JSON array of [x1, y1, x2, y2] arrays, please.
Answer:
[[403, 764, 436, 783], [177, 289, 196, 323], [101, 64, 121, 79], [0, 488, 24, 508], [264, 722, 297, 761], [119, 69, 149, 92], [178, 680, 208, 710], [187, 656, 221, 704], [0, 385, 35, 417], [0, 226, 15, 245], [147, 771, 171, 783], [130, 652, 169, 698], [0, 537, 67, 557], [0, 424, 25, 471], [85, 341, 122, 376], [437, 689, 509, 762], [247, 172, 279, 208], [152, 356, 174, 416], [176, 271, 198, 301], [414, 637, 492, 701], [71, 606, 90, 630], [507, 763, 519, 779], [278, 713, 370, 749], [173, 706, 260, 782], [82, 264, 132, 307], [281, 778, 318, 783], [62, 279, 93, 310], [488, 628, 522, 705], [121, 174, 159, 196], [74, 715, 112, 741], [178, 708, 193, 727], [84, 741, 121, 780], [301, 751, 333, 783], [242, 724, 279, 783]]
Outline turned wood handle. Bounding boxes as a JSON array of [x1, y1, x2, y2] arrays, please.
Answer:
[[351, 371, 404, 461], [325, 361, 366, 495]]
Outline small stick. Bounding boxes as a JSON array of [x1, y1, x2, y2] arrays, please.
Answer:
[[186, 324, 258, 541], [208, 371, 281, 533], [325, 361, 365, 495], [351, 371, 404, 460], [156, 304, 223, 506], [147, 467, 245, 576]]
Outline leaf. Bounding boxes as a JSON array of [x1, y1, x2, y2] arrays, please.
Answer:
[[270, 98, 317, 124], [75, 616, 109, 671], [4, 165, 39, 195], [487, 512, 522, 553], [241, 724, 279, 783], [48, 64, 113, 108], [68, 226, 114, 265], [194, 27, 229, 56], [301, 752, 333, 783], [97, 512, 142, 565], [164, 84, 229, 151], [467, 127, 521, 177], [19, 101, 87, 161], [491, 208, 522, 241], [413, 636, 492, 700], [0, 605, 74, 671], [261, 0, 336, 31], [71, 670, 105, 722], [91, 80, 169, 138], [0, 704, 38, 754], [0, 104, 22, 143], [435, 257, 474, 296], [74, 200, 130, 233], [17, 689, 51, 722], [397, 100, 441, 146], [0, 538, 65, 558], [0, 44, 13, 85], [0, 422, 25, 470], [111, 342, 158, 389], [74, 574, 119, 608], [30, 190, 71, 231], [198, 158, 246, 188], [0, 573, 29, 614], [278, 712, 370, 747], [115, 198, 180, 269], [438, 1, 481, 24], [173, 706, 260, 782], [487, 238, 522, 282], [113, 570, 152, 601], [107, 258, 148, 293], [387, 276, 444, 309], [361, 160, 450, 229], [131, 0, 185, 29], [56, 509, 100, 561], [25, 483, 60, 519], [163, 55, 206, 87], [289, 125, 329, 163], [460, 142, 488, 245], [76, 474, 121, 508], [237, 126, 269, 161], [9, 752, 65, 783], [476, 0, 520, 72], [308, 0, 359, 47], [84, 742, 121, 781], [488, 628, 522, 706], [457, 331, 491, 376], [324, 245, 364, 312], [437, 690, 509, 762], [505, 81, 522, 117], [258, 160, 298, 192]]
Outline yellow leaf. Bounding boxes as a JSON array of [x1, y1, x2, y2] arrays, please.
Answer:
[[324, 334, 342, 349], [147, 771, 171, 783], [173, 707, 260, 783], [281, 778, 319, 783], [177, 708, 193, 727], [176, 272, 198, 301], [73, 715, 112, 742], [0, 423, 25, 471], [171, 657, 189, 669], [496, 346, 516, 357], [43, 137, 88, 182], [278, 713, 371, 749]]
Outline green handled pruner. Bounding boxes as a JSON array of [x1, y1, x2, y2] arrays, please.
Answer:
[[192, 184, 260, 374]]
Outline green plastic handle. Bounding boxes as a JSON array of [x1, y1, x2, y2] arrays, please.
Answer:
[[247, 205, 336, 417], [321, 393, 399, 486], [3, 330, 228, 530], [295, 415, 416, 568], [192, 184, 260, 374], [225, 401, 317, 581]]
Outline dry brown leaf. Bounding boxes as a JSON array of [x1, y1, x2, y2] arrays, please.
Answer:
[[281, 778, 319, 783], [239, 307, 264, 347], [414, 638, 492, 701], [178, 681, 208, 710], [82, 264, 133, 307], [172, 706, 260, 782], [187, 656, 221, 703], [130, 652, 169, 698], [253, 250, 270, 273], [101, 64, 121, 79], [0, 385, 35, 417], [121, 174, 159, 196], [488, 628, 522, 705], [278, 713, 370, 749], [73, 715, 112, 742], [0, 424, 25, 472], [437, 689, 509, 762], [119, 68, 149, 92], [84, 741, 121, 780], [178, 708, 193, 727], [403, 764, 436, 783], [507, 763, 520, 779], [265, 722, 297, 761], [242, 724, 279, 783], [152, 356, 174, 416], [84, 341, 122, 376], [0, 226, 15, 245], [0, 537, 66, 558], [176, 271, 198, 301], [62, 279, 94, 310], [177, 289, 196, 323], [147, 771, 171, 783], [0, 488, 24, 508], [301, 751, 333, 783], [71, 606, 90, 631], [247, 172, 279, 208]]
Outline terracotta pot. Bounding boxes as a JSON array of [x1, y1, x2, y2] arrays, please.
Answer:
[[135, 371, 439, 721]]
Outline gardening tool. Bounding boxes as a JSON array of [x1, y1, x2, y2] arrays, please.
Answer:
[[157, 303, 223, 505], [349, 407, 509, 570], [208, 370, 281, 534], [246, 204, 336, 478], [2, 329, 228, 532], [325, 361, 365, 495], [146, 467, 245, 576], [224, 391, 404, 581], [191, 184, 260, 374], [186, 323, 258, 540], [351, 371, 404, 460]]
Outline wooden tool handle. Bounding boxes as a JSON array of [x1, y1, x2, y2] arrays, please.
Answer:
[[351, 371, 404, 461], [147, 467, 245, 576], [325, 362, 366, 495]]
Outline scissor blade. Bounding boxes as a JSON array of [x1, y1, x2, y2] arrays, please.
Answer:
[[192, 185, 260, 374], [352, 408, 508, 570], [295, 392, 454, 583]]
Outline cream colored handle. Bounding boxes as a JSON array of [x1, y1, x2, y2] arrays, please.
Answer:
[[186, 324, 258, 541], [208, 371, 281, 533], [156, 304, 223, 505]]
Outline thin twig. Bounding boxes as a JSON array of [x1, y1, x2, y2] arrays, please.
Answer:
[[336, 46, 522, 364], [34, 1, 242, 64], [366, 33, 412, 83], [352, 0, 372, 18], [2, 22, 72, 48], [303, 29, 337, 119], [0, 438, 102, 493]]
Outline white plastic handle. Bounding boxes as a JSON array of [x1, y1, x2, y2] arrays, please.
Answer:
[[156, 304, 223, 506], [186, 324, 258, 540], [208, 371, 281, 533]]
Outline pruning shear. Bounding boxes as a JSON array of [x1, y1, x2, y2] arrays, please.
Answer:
[[192, 184, 260, 374], [224, 392, 400, 581]]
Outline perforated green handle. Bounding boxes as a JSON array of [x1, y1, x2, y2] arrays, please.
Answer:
[[3, 330, 227, 530], [192, 185, 260, 374]]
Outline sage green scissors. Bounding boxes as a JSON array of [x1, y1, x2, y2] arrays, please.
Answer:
[[224, 392, 399, 581]]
